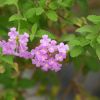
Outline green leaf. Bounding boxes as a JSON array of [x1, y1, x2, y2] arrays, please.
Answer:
[[9, 14, 26, 21], [97, 35, 100, 44], [0, 0, 18, 7], [96, 45, 100, 60], [76, 24, 100, 34], [24, 8, 36, 18], [35, 7, 44, 15], [76, 25, 93, 33], [0, 55, 14, 65], [49, 2, 58, 10], [90, 38, 97, 48], [70, 46, 83, 57], [46, 10, 58, 21], [86, 33, 96, 40], [79, 37, 90, 46], [30, 23, 38, 41], [36, 29, 56, 39], [60, 34, 76, 42], [6, 0, 18, 5], [69, 39, 81, 47], [58, 0, 74, 8], [87, 15, 100, 24], [0, 0, 6, 7], [0, 47, 2, 54], [39, 0, 46, 7]]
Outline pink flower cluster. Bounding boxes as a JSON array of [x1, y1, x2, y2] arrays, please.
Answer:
[[0, 27, 31, 59], [31, 35, 69, 72], [0, 27, 69, 72]]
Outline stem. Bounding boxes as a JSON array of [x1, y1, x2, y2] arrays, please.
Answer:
[[16, 3, 21, 32]]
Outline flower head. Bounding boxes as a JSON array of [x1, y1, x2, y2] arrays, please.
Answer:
[[0, 27, 30, 59], [31, 35, 69, 72]]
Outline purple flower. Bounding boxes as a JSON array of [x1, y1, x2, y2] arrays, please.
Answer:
[[31, 49, 35, 56], [39, 46, 47, 54], [19, 44, 28, 52], [34, 48, 41, 56], [8, 27, 18, 40], [32, 59, 41, 67], [31, 35, 69, 72], [10, 27, 16, 31], [48, 58, 56, 65], [55, 54, 63, 61], [1, 41, 15, 55], [50, 40, 57, 45], [40, 35, 51, 46], [57, 43, 69, 53], [19, 33, 29, 44], [19, 51, 32, 59], [42, 61, 50, 71], [0, 27, 31, 59], [51, 63, 62, 72], [48, 46, 55, 53]]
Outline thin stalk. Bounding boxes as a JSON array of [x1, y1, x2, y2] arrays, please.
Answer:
[[16, 3, 21, 32]]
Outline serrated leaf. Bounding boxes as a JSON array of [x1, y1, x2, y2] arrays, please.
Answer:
[[9, 14, 26, 21], [35, 7, 44, 15], [46, 10, 58, 21], [87, 15, 100, 24], [30, 23, 38, 41], [24, 8, 36, 18], [70, 46, 83, 57]]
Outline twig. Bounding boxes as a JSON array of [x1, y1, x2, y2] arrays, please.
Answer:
[[16, 3, 21, 32]]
